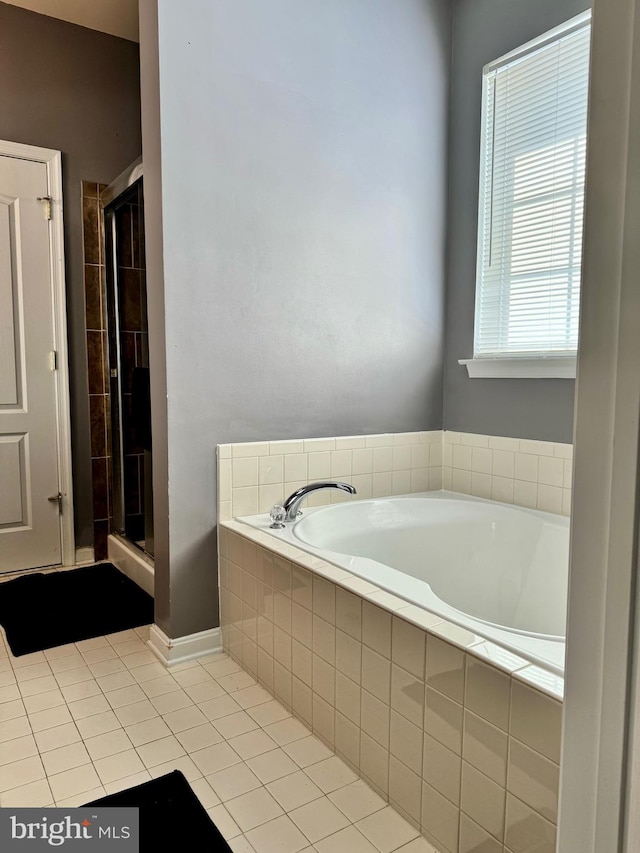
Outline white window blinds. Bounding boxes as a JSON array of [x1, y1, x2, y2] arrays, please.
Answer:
[[474, 13, 591, 360]]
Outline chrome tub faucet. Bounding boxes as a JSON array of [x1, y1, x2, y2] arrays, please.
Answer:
[[270, 481, 357, 528]]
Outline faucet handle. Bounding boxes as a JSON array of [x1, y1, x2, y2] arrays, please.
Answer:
[[269, 505, 287, 529]]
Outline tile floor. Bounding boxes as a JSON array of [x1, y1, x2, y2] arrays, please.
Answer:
[[0, 591, 438, 852]]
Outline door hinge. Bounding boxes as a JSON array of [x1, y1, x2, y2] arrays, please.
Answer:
[[48, 492, 63, 513], [49, 351, 58, 371], [37, 195, 52, 220]]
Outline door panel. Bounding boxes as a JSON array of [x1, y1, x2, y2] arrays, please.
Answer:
[[0, 155, 61, 571]]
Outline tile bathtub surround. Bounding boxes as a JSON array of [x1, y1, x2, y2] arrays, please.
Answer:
[[219, 524, 563, 853], [442, 432, 573, 517], [217, 432, 444, 522], [219, 429, 573, 523]]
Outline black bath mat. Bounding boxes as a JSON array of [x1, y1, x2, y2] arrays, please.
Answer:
[[84, 770, 232, 851], [0, 562, 154, 656]]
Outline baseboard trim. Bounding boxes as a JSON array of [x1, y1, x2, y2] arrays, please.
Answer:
[[148, 624, 222, 668], [74, 546, 95, 565]]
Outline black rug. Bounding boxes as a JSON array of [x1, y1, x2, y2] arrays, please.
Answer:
[[85, 770, 232, 851], [0, 563, 154, 656]]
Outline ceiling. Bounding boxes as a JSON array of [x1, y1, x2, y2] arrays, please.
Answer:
[[2, 0, 139, 42]]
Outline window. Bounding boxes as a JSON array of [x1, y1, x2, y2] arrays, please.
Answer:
[[461, 12, 591, 379]]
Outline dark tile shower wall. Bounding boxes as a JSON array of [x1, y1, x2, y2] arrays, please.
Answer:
[[117, 183, 148, 543], [82, 181, 110, 560]]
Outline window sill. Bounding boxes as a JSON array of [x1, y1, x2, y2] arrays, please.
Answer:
[[459, 357, 577, 379]]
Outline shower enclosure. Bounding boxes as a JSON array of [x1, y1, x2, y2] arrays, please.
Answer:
[[102, 161, 154, 558]]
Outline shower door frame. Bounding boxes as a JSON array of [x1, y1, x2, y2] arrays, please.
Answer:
[[102, 164, 152, 554]]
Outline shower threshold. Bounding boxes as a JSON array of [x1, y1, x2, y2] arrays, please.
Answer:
[[107, 533, 154, 598]]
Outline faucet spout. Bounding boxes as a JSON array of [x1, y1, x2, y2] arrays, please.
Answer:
[[282, 481, 356, 522]]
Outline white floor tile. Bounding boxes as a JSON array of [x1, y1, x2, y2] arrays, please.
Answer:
[[245, 814, 309, 853], [228, 729, 278, 760], [104, 771, 152, 795], [0, 734, 38, 767], [189, 776, 221, 808], [136, 735, 186, 768], [199, 694, 242, 721], [304, 756, 358, 794], [106, 685, 147, 709], [214, 711, 260, 740], [47, 763, 102, 801], [96, 671, 136, 693], [315, 825, 379, 853], [23, 690, 66, 714], [75, 710, 122, 739], [263, 717, 311, 746], [94, 749, 146, 784], [84, 729, 133, 761], [356, 806, 420, 853], [125, 717, 172, 747], [147, 754, 202, 782], [55, 666, 94, 687], [226, 787, 284, 831], [327, 780, 386, 822], [246, 701, 291, 728], [0, 716, 31, 743], [60, 679, 103, 703], [40, 742, 91, 776], [1, 777, 53, 807], [33, 722, 81, 754], [174, 723, 223, 753], [184, 680, 226, 703], [283, 736, 333, 768], [266, 770, 324, 812], [207, 762, 262, 802], [18, 675, 58, 697], [29, 705, 72, 732], [245, 748, 300, 784], [288, 796, 351, 843], [113, 700, 159, 727], [162, 705, 207, 733], [0, 754, 45, 793], [206, 804, 241, 840], [149, 690, 193, 714], [68, 694, 111, 720], [0, 699, 26, 722], [190, 742, 242, 775]]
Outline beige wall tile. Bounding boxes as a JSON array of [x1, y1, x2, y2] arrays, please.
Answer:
[[313, 578, 336, 624], [426, 637, 465, 703], [390, 665, 424, 728], [507, 739, 559, 822], [462, 710, 508, 787], [291, 603, 312, 650], [258, 455, 284, 485], [423, 732, 461, 807], [465, 658, 510, 731], [459, 814, 502, 853], [336, 589, 362, 640], [460, 761, 505, 842], [390, 710, 423, 775], [292, 641, 312, 687], [335, 672, 361, 726], [361, 690, 390, 749], [362, 603, 392, 659], [505, 793, 556, 853], [291, 564, 313, 610], [334, 630, 361, 684], [424, 688, 463, 755], [360, 732, 389, 796], [510, 683, 562, 763], [292, 677, 312, 726], [352, 448, 374, 475], [312, 694, 335, 746], [335, 712, 360, 769], [308, 451, 331, 480], [389, 756, 422, 825], [313, 616, 336, 665], [362, 648, 391, 704], [421, 782, 460, 853], [392, 618, 426, 680], [312, 657, 335, 706]]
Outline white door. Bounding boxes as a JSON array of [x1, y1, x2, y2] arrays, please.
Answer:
[[0, 154, 62, 572]]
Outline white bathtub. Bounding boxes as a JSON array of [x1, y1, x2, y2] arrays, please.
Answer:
[[238, 491, 569, 674]]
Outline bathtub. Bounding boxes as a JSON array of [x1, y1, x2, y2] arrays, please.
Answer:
[[238, 491, 569, 674]]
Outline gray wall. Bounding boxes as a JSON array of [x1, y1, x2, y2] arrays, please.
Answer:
[[0, 2, 141, 547], [140, 0, 451, 638], [444, 0, 591, 443]]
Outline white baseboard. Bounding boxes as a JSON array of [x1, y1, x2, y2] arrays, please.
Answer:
[[148, 624, 222, 668], [107, 534, 154, 597], [74, 546, 95, 565]]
